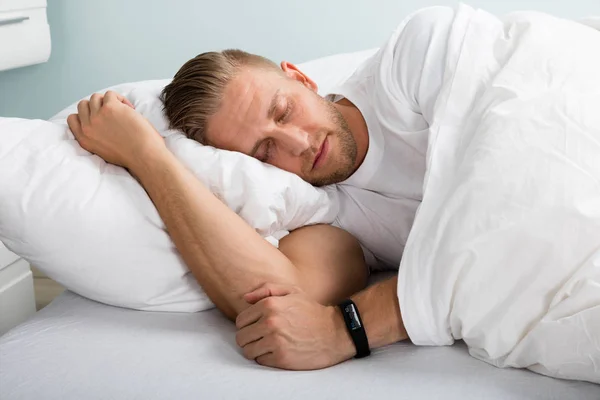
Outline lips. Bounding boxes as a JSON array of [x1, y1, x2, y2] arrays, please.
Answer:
[[312, 137, 328, 170]]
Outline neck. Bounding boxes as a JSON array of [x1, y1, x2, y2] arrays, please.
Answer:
[[333, 98, 369, 172]]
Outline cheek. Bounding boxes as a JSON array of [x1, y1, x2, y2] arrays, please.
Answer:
[[270, 149, 305, 174], [296, 95, 327, 130]]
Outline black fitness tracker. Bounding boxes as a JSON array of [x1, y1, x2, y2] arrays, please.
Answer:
[[338, 299, 371, 358]]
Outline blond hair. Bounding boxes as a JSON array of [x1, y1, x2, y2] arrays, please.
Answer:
[[160, 49, 279, 144]]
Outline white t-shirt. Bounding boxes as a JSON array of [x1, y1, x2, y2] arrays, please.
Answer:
[[327, 7, 455, 270]]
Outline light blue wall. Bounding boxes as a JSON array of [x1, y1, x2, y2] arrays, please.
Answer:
[[1, 0, 598, 119]]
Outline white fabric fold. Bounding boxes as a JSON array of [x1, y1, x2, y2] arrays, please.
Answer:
[[398, 4, 600, 383]]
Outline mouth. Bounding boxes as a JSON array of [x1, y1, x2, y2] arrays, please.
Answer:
[[312, 136, 329, 170]]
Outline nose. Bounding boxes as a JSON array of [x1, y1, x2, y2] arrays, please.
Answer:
[[278, 127, 311, 157]]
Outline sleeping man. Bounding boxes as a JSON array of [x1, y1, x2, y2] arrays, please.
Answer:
[[65, 5, 600, 380], [66, 4, 453, 371]]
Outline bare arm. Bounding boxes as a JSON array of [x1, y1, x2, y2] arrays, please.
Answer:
[[278, 224, 367, 306], [67, 91, 366, 321], [132, 146, 300, 319], [132, 149, 370, 319]]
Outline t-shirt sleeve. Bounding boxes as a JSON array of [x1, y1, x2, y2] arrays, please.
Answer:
[[387, 6, 455, 125]]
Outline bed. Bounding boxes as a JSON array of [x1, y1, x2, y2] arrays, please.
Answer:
[[1, 289, 598, 400], [2, 7, 600, 399]]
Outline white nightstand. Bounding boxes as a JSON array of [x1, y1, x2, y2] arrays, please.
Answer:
[[0, 241, 36, 336]]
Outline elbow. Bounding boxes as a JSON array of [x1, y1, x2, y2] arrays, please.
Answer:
[[220, 307, 238, 322]]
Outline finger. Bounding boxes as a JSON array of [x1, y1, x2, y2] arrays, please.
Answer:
[[242, 338, 272, 361], [121, 97, 135, 109], [236, 317, 270, 348], [255, 352, 279, 368], [104, 90, 134, 109], [89, 93, 103, 116], [102, 90, 120, 106], [243, 287, 271, 305], [235, 304, 264, 330], [243, 283, 296, 304], [77, 100, 91, 125], [67, 114, 82, 138]]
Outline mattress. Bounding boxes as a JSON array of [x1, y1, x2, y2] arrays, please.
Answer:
[[1, 291, 598, 400]]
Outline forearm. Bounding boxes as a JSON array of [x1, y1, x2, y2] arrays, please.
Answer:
[[132, 146, 298, 319], [334, 275, 409, 358]]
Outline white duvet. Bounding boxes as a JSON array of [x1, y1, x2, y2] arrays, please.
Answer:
[[398, 5, 600, 383]]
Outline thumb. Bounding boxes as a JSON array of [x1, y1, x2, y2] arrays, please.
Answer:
[[243, 282, 297, 305], [120, 97, 136, 110]]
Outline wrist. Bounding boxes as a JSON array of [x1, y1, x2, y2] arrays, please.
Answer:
[[128, 141, 171, 180], [328, 305, 357, 361]]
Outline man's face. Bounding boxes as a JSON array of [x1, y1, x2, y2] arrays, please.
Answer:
[[205, 64, 357, 186]]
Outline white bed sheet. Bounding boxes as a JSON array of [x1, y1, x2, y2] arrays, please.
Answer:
[[1, 291, 598, 400]]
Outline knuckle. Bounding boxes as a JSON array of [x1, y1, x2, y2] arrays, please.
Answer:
[[235, 314, 248, 330], [262, 297, 277, 309], [102, 102, 117, 116], [103, 99, 116, 110], [242, 347, 253, 360], [234, 332, 242, 347], [264, 316, 278, 330]]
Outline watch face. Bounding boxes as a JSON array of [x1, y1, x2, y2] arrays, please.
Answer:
[[344, 303, 362, 330]]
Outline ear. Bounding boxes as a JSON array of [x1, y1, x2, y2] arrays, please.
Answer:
[[280, 61, 319, 92]]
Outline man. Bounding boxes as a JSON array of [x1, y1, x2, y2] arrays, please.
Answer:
[[67, 7, 453, 369]]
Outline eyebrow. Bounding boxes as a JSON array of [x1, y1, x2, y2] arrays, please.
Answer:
[[250, 89, 281, 156]]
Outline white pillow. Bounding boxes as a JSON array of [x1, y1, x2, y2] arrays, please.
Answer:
[[0, 49, 374, 312]]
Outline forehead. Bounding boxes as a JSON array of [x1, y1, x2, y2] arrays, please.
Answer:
[[205, 67, 282, 151]]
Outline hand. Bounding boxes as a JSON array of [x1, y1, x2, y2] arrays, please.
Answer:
[[67, 91, 165, 171], [235, 283, 354, 370]]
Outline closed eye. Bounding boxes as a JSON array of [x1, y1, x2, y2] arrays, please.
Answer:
[[256, 139, 274, 162], [277, 101, 293, 124]]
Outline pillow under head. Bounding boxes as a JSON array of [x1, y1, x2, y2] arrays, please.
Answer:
[[0, 48, 376, 312]]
